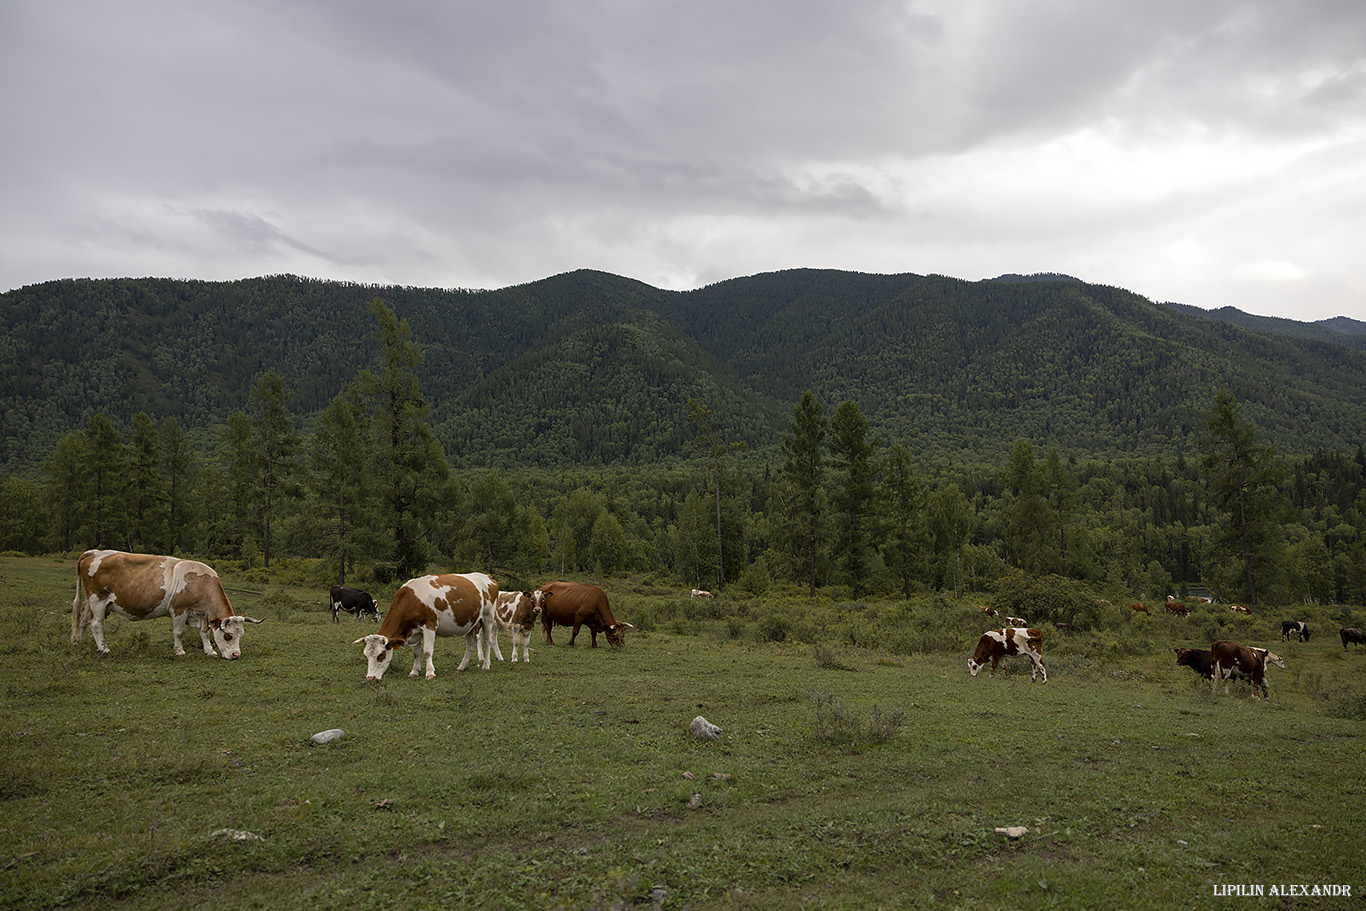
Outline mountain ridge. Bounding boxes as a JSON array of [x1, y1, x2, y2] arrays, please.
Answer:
[[4, 269, 1365, 473]]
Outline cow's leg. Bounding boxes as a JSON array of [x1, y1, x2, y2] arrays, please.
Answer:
[[487, 621, 505, 664], [169, 611, 191, 656], [88, 599, 112, 654], [1031, 652, 1047, 683], [196, 618, 219, 657], [568, 620, 582, 647], [331, 603, 339, 623], [512, 629, 529, 663]]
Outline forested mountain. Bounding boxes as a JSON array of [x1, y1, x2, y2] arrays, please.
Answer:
[[4, 269, 1366, 474], [1162, 300, 1366, 350]]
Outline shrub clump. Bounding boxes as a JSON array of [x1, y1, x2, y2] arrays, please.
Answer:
[[991, 571, 1103, 629]]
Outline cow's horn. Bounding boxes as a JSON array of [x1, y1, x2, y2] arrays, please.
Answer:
[[241, 616, 264, 624]]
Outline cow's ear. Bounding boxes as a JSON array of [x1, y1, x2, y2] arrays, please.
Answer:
[[208, 617, 223, 630], [387, 638, 406, 651]]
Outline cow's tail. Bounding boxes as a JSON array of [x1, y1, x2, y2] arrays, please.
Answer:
[[71, 571, 88, 645]]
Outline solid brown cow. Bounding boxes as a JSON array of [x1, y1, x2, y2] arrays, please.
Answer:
[[967, 628, 1047, 683], [1211, 639, 1285, 699], [1175, 647, 1214, 679], [71, 549, 262, 658], [1164, 599, 1188, 617], [354, 573, 498, 680], [1130, 602, 1149, 615], [1341, 628, 1366, 650], [537, 581, 632, 647]]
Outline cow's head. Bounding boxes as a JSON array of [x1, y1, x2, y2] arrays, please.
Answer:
[[512, 592, 542, 629], [967, 657, 983, 677], [354, 633, 406, 681], [208, 615, 263, 659], [604, 622, 634, 648], [1264, 650, 1286, 670]]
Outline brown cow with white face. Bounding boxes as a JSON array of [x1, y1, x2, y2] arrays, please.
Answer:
[[71, 550, 262, 658], [1211, 640, 1285, 699], [354, 573, 498, 681], [537, 581, 632, 647], [479, 590, 542, 664], [967, 627, 1047, 683]]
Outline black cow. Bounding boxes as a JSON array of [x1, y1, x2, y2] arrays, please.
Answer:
[[331, 586, 379, 623], [1175, 647, 1214, 679], [1280, 621, 1310, 642], [1341, 628, 1366, 650]]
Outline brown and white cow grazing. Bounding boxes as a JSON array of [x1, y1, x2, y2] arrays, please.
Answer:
[[480, 590, 541, 664], [1129, 602, 1149, 615], [354, 573, 498, 681], [967, 628, 1047, 683], [1175, 647, 1214, 679], [1164, 599, 1188, 617], [1211, 639, 1285, 699], [1229, 604, 1251, 614], [1341, 628, 1366, 650], [71, 549, 262, 658], [690, 588, 714, 599], [537, 581, 633, 647]]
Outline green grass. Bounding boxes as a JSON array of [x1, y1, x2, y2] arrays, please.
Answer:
[[2, 555, 1364, 909]]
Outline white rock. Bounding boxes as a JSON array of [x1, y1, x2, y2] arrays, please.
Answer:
[[994, 826, 1029, 839], [211, 828, 264, 842], [690, 716, 722, 740], [310, 729, 345, 744]]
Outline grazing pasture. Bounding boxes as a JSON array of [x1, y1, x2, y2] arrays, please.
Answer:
[[1, 555, 1364, 910]]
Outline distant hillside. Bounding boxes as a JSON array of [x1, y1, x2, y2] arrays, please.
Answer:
[[1162, 301, 1366, 351], [4, 270, 1366, 472]]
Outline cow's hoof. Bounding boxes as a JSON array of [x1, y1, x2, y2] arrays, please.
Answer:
[[426, 673, 436, 679]]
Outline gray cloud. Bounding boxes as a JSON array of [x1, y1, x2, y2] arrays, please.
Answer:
[[1, 0, 1363, 319]]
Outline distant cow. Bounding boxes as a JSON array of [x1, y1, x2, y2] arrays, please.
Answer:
[[690, 589, 714, 599], [1341, 628, 1366, 650], [1164, 600, 1188, 617], [1229, 605, 1251, 614], [331, 586, 379, 622], [978, 606, 997, 617], [71, 549, 262, 658], [1175, 647, 1214, 679], [1005, 616, 1027, 628], [537, 581, 633, 648], [967, 628, 1047, 683], [354, 573, 498, 681], [1211, 640, 1285, 699], [482, 590, 542, 663], [1280, 621, 1310, 642], [1130, 602, 1149, 615]]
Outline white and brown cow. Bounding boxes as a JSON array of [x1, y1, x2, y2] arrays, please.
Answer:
[[480, 590, 542, 664], [71, 549, 262, 658], [967, 627, 1047, 683], [354, 573, 498, 681], [1211, 639, 1285, 699], [690, 589, 714, 599]]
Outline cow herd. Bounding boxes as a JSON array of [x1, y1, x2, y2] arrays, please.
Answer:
[[70, 549, 632, 681], [71, 549, 1361, 699]]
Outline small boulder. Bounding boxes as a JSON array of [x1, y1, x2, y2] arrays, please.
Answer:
[[690, 716, 722, 740]]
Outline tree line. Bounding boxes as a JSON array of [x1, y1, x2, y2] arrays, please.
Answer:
[[2, 300, 1364, 607]]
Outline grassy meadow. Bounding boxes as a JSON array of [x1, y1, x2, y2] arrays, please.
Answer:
[[2, 554, 1364, 910]]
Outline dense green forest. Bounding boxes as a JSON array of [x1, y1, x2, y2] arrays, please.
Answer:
[[2, 271, 1364, 607], [4, 269, 1366, 473]]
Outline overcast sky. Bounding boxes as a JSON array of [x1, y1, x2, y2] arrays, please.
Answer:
[[3, 1, 1364, 321]]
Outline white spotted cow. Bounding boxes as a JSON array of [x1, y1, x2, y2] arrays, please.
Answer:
[[967, 627, 1048, 683], [1211, 640, 1285, 699], [354, 573, 498, 681], [479, 590, 542, 664], [690, 589, 714, 599], [71, 549, 262, 658]]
